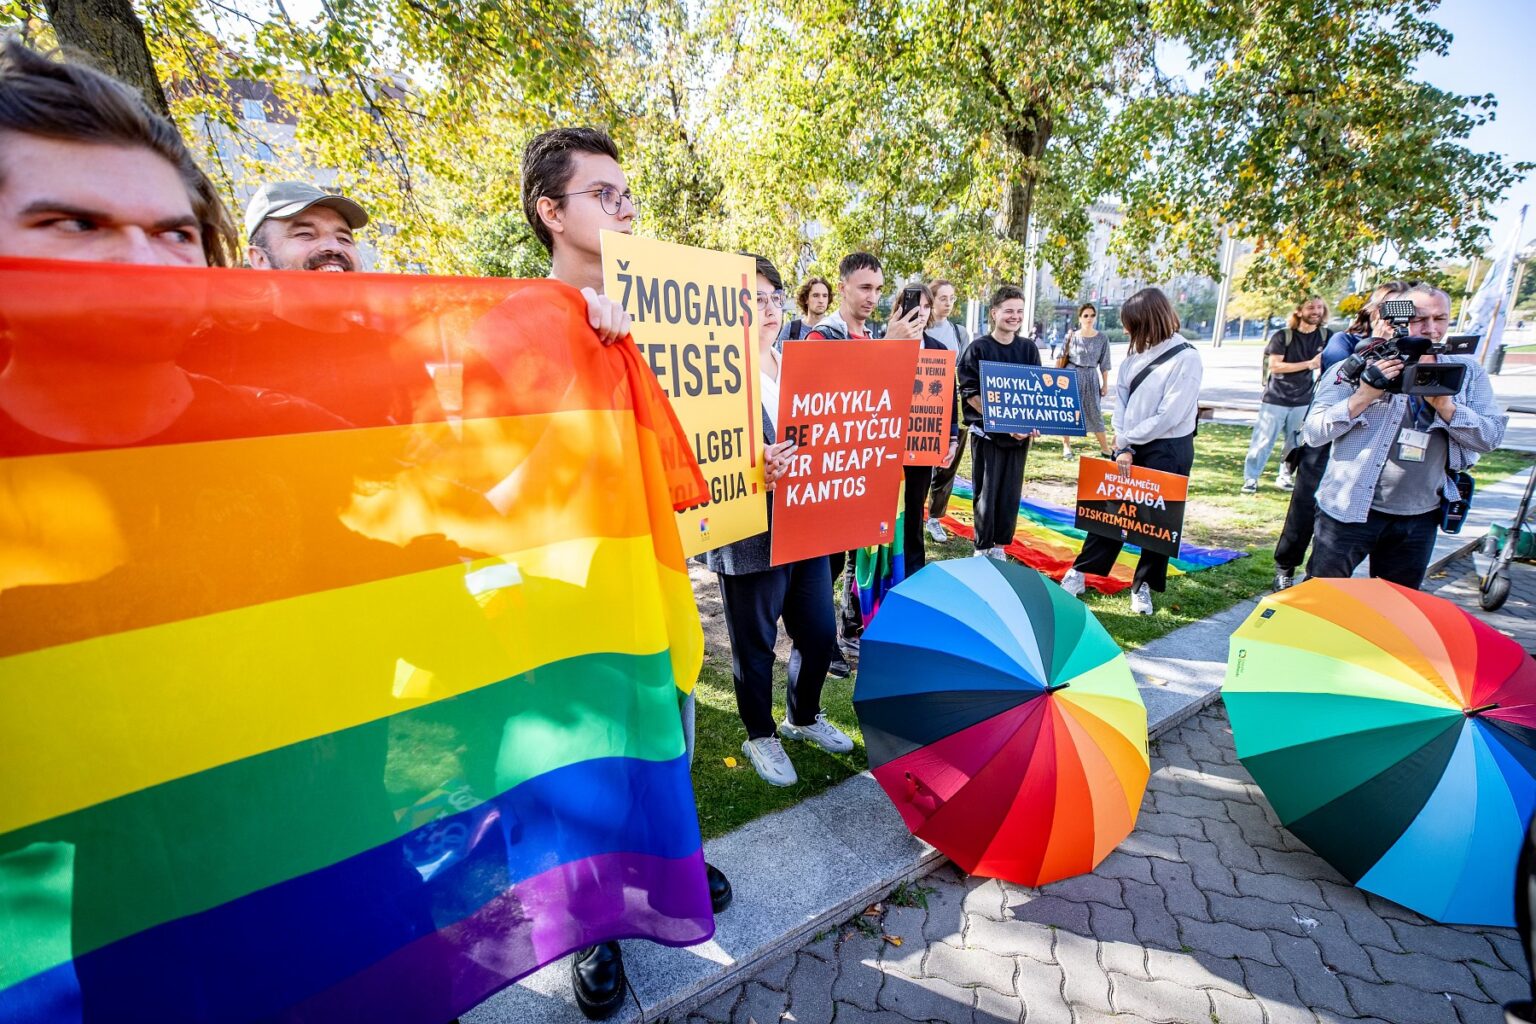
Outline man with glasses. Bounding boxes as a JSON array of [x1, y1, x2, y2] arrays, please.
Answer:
[[520, 125, 731, 1021], [521, 127, 636, 345], [1300, 282, 1504, 589]]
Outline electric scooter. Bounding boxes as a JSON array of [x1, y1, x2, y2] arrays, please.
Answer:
[[1477, 403, 1536, 612]]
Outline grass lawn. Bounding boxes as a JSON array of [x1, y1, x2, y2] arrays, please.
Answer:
[[688, 422, 1535, 840]]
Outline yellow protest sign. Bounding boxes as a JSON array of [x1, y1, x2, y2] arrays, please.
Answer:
[[602, 231, 766, 555]]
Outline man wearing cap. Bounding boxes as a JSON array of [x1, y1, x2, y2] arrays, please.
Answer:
[[245, 180, 367, 272], [179, 180, 403, 422]]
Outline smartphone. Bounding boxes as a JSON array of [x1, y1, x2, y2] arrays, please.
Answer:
[[894, 285, 924, 319]]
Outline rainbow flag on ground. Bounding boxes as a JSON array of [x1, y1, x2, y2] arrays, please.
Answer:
[[939, 479, 1246, 594], [0, 260, 711, 1022]]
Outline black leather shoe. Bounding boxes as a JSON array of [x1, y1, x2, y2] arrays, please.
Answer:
[[571, 942, 625, 1020], [827, 656, 851, 679], [707, 862, 733, 913]]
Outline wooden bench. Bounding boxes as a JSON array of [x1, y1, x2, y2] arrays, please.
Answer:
[[1197, 399, 1262, 421]]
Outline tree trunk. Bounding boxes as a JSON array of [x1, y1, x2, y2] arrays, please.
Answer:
[[999, 111, 1053, 248], [43, 0, 171, 118]]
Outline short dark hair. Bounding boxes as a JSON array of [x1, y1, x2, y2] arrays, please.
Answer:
[[520, 126, 620, 253], [990, 285, 1025, 309], [744, 252, 782, 292], [1121, 288, 1182, 353], [0, 37, 238, 266], [796, 275, 830, 310], [1078, 302, 1097, 316], [838, 252, 880, 278]]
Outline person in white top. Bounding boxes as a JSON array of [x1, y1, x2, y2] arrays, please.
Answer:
[[1060, 288, 1203, 615]]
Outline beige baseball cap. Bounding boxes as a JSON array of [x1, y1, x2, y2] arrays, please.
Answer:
[[244, 181, 369, 240]]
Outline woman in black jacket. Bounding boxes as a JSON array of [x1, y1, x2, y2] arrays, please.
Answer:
[[706, 254, 853, 788]]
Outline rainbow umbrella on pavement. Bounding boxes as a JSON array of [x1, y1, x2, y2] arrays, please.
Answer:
[[854, 559, 1149, 885], [1224, 577, 1536, 926]]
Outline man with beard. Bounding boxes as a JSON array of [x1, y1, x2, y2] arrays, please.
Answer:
[[245, 180, 367, 272], [180, 181, 408, 423]]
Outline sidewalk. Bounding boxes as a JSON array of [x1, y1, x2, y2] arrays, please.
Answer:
[[466, 555, 1533, 1024], [671, 558, 1536, 1024], [466, 589, 1250, 1023]]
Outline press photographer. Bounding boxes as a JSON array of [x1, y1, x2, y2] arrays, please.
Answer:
[[1298, 282, 1505, 589]]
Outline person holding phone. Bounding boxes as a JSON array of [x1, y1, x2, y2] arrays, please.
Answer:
[[805, 253, 924, 667], [708, 254, 853, 788], [956, 285, 1042, 560], [1060, 288, 1202, 615], [895, 283, 961, 574]]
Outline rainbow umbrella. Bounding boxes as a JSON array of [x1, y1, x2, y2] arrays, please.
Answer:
[[1225, 577, 1536, 925], [854, 559, 1149, 885]]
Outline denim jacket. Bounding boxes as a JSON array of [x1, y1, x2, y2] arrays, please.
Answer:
[[1299, 356, 1506, 523]]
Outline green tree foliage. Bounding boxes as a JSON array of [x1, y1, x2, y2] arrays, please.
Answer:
[[2, 0, 1524, 295], [1105, 0, 1528, 297]]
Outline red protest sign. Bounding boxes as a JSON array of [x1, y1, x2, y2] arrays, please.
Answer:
[[1073, 457, 1190, 558], [771, 339, 920, 565], [904, 349, 954, 467]]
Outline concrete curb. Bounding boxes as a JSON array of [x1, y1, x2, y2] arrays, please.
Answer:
[[467, 592, 1243, 1024]]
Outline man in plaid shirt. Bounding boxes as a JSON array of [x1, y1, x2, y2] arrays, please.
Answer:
[[1299, 282, 1505, 589]]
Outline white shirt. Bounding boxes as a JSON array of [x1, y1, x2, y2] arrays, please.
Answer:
[[761, 345, 782, 432], [1112, 334, 1203, 446], [928, 320, 967, 352]]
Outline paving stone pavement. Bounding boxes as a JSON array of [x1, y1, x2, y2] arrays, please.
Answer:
[[681, 561, 1536, 1024]]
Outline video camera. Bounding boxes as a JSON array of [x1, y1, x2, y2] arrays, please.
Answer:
[[1335, 299, 1470, 397]]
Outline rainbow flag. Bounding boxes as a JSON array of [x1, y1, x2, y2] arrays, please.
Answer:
[[939, 479, 1246, 594], [0, 259, 712, 1022]]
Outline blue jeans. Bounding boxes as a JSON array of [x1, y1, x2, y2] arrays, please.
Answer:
[[1244, 402, 1308, 484]]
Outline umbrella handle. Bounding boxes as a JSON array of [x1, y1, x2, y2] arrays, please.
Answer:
[[1465, 703, 1500, 716], [1047, 683, 1070, 694]]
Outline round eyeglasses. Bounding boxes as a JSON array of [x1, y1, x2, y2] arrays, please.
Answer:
[[553, 186, 639, 217]]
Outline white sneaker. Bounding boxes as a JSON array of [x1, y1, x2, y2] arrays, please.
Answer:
[[1060, 568, 1086, 597], [742, 737, 797, 786], [1276, 467, 1295, 490], [986, 546, 1008, 562], [780, 713, 855, 754], [925, 518, 948, 543], [1130, 583, 1154, 615], [972, 547, 991, 558]]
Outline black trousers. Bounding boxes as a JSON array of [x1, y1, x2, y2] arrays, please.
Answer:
[[826, 551, 862, 643], [1073, 432, 1196, 592], [1273, 443, 1331, 573], [926, 430, 968, 519], [1308, 507, 1441, 590], [972, 434, 1030, 550], [717, 556, 837, 740], [903, 464, 934, 575]]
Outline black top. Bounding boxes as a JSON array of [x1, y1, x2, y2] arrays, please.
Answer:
[[1263, 327, 1327, 407], [957, 332, 1042, 446]]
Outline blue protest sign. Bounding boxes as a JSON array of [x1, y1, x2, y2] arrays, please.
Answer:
[[978, 362, 1086, 436]]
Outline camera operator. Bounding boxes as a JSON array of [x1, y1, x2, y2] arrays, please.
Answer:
[[1299, 283, 1505, 589]]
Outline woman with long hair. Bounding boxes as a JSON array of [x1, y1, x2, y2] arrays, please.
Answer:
[[1058, 302, 1112, 459], [1060, 288, 1202, 615]]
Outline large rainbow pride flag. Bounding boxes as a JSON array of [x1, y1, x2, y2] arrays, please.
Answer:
[[939, 479, 1246, 594], [0, 259, 712, 1022]]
